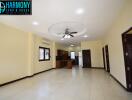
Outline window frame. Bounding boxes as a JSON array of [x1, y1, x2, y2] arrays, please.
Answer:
[[39, 47, 45, 61], [44, 47, 50, 61], [39, 47, 50, 61]]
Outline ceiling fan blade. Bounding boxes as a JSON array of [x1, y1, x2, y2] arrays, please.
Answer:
[[63, 35, 65, 38], [69, 34, 74, 37], [70, 32, 77, 34]]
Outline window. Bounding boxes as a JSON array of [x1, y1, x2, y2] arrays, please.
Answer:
[[39, 47, 50, 61], [70, 51, 75, 59], [39, 47, 45, 61]]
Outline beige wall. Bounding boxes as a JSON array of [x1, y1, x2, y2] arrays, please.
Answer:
[[0, 23, 55, 84], [0, 23, 29, 84], [32, 34, 54, 74], [81, 40, 103, 68], [55, 42, 68, 49], [102, 0, 132, 87], [52, 42, 56, 68], [55, 43, 68, 51], [55, 43, 69, 56]]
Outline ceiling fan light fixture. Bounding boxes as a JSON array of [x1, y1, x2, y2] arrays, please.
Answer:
[[64, 35, 67, 39], [64, 35, 71, 39], [67, 35, 71, 39]]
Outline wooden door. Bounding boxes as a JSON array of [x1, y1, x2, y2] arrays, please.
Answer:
[[105, 45, 110, 72], [82, 50, 91, 68], [122, 28, 132, 91]]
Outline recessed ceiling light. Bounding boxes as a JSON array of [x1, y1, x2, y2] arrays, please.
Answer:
[[32, 21, 39, 26], [83, 35, 88, 38], [76, 8, 84, 15], [70, 44, 75, 47]]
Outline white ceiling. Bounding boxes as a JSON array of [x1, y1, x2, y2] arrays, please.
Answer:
[[0, 0, 125, 46]]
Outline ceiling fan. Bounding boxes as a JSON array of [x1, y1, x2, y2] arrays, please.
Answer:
[[61, 28, 78, 39]]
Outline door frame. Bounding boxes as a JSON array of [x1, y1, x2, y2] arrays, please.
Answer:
[[105, 45, 110, 72], [122, 27, 132, 92], [102, 47, 106, 70]]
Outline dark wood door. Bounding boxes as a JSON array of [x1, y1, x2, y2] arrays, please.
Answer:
[[75, 56, 79, 65], [82, 50, 91, 68], [102, 47, 106, 69], [122, 29, 132, 92], [105, 45, 110, 72]]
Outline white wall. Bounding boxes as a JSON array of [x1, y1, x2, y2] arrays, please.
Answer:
[[102, 0, 132, 87], [81, 40, 103, 68]]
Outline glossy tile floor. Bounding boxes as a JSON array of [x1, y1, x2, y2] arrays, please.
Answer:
[[0, 67, 132, 100]]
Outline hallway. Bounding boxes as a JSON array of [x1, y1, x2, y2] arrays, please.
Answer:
[[0, 68, 132, 100]]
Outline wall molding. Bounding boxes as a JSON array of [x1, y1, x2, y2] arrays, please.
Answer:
[[0, 68, 55, 87], [90, 67, 129, 92]]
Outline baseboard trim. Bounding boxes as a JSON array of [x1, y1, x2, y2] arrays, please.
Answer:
[[0, 68, 55, 87], [91, 67, 104, 69], [33, 68, 55, 76], [0, 76, 29, 87], [110, 74, 127, 91], [83, 67, 104, 69]]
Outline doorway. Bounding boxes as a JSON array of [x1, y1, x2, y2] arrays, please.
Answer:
[[82, 49, 91, 68], [105, 45, 110, 72], [78, 52, 82, 67], [70, 51, 79, 66], [122, 27, 132, 92]]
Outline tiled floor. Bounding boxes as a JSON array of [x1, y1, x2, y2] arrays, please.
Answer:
[[0, 67, 132, 100]]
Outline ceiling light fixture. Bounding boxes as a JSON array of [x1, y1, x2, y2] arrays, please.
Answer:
[[67, 35, 71, 39], [76, 8, 84, 15], [64, 35, 71, 39], [32, 21, 39, 26], [70, 44, 74, 47]]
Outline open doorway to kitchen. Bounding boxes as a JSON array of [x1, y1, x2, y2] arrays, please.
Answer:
[[70, 51, 79, 66]]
